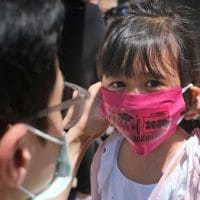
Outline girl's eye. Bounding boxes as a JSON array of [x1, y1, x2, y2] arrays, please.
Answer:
[[113, 82, 125, 87], [110, 81, 126, 90], [145, 80, 161, 87]]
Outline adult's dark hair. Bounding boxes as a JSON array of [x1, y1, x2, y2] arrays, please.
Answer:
[[0, 0, 65, 136], [97, 0, 200, 131]]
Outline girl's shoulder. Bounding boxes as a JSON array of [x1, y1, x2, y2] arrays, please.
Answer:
[[191, 128, 200, 138], [93, 131, 123, 162], [188, 128, 200, 154], [183, 128, 200, 199], [185, 128, 200, 156], [91, 131, 123, 199], [184, 128, 200, 176]]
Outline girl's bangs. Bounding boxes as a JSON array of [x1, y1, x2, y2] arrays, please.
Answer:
[[99, 35, 177, 79]]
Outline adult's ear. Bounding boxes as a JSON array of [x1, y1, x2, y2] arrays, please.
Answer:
[[184, 86, 200, 120], [0, 124, 31, 188]]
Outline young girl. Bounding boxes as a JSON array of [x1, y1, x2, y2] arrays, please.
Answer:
[[91, 0, 200, 199]]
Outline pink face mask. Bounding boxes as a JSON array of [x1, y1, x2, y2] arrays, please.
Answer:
[[100, 84, 192, 155]]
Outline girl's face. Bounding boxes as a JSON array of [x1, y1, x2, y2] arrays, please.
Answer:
[[100, 58, 188, 155], [102, 61, 181, 93]]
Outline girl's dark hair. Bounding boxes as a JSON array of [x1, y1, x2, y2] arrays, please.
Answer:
[[97, 0, 200, 131], [0, 0, 65, 136]]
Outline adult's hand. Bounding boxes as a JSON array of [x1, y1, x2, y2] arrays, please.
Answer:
[[66, 82, 109, 176], [184, 86, 200, 120], [68, 82, 109, 142]]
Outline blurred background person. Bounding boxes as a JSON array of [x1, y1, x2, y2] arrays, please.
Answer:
[[59, 0, 105, 89]]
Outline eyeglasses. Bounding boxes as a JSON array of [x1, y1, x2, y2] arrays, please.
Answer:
[[31, 82, 90, 131]]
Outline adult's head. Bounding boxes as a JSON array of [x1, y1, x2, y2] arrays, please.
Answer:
[[0, 0, 64, 134], [0, 0, 76, 199]]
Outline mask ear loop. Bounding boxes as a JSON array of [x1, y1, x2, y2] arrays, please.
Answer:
[[26, 125, 64, 145], [177, 83, 194, 125], [18, 185, 35, 198], [181, 83, 193, 93], [17, 125, 64, 198]]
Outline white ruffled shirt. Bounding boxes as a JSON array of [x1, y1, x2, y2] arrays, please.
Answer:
[[91, 129, 200, 200]]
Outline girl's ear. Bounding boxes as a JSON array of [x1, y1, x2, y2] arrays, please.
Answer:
[[0, 124, 31, 188], [184, 86, 200, 120]]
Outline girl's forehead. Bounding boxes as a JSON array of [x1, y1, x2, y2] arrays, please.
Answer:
[[128, 49, 179, 77]]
